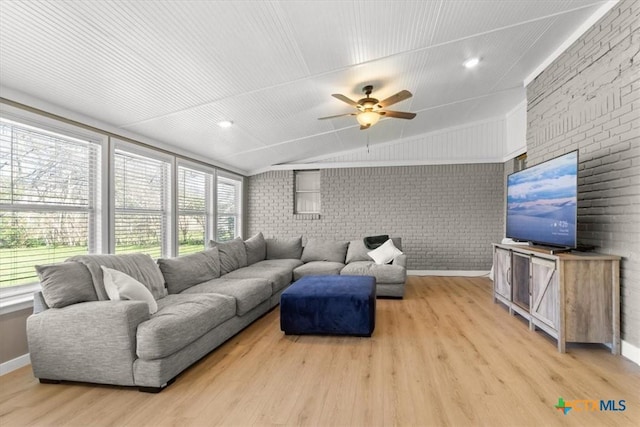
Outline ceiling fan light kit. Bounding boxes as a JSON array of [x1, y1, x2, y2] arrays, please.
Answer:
[[319, 85, 416, 130], [356, 110, 380, 127], [464, 57, 480, 68]]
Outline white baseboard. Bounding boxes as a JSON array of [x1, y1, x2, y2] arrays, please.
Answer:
[[408, 270, 490, 277], [0, 353, 30, 376], [622, 340, 640, 367]]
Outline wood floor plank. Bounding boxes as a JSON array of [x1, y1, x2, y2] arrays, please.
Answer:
[[1, 276, 639, 426]]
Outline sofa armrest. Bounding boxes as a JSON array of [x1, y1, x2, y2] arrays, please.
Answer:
[[392, 254, 407, 268], [27, 300, 149, 386]]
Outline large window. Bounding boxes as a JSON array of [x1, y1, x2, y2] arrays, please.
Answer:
[[217, 174, 242, 242], [0, 118, 101, 288], [177, 164, 214, 255], [113, 146, 171, 258], [0, 103, 245, 303], [294, 170, 320, 214]]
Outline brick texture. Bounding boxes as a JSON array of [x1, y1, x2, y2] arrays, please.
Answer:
[[526, 0, 640, 346], [247, 164, 504, 271]]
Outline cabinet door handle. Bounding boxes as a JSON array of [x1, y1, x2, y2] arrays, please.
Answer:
[[506, 268, 511, 285]]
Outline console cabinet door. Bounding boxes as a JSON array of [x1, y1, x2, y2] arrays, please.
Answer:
[[494, 248, 511, 300], [531, 257, 559, 331]]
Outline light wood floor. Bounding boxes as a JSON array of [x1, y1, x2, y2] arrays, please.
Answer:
[[1, 276, 639, 427]]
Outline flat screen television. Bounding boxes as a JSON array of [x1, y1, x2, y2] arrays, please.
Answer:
[[506, 150, 578, 248]]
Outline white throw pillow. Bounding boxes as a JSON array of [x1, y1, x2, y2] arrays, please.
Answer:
[[367, 239, 403, 265], [101, 266, 158, 314]]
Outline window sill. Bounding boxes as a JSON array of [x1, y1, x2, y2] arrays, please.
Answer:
[[294, 213, 321, 220], [0, 283, 39, 315]]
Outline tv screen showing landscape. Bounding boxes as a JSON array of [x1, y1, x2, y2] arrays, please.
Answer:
[[506, 150, 578, 248]]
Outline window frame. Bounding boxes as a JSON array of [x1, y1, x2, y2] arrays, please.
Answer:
[[294, 170, 321, 214], [110, 139, 174, 259], [216, 171, 243, 242], [175, 159, 216, 255], [0, 105, 107, 314]]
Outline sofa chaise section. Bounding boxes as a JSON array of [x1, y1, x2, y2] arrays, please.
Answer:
[[341, 238, 407, 298]]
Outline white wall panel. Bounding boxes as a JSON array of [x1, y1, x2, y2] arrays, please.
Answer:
[[504, 101, 527, 160], [304, 117, 506, 165]]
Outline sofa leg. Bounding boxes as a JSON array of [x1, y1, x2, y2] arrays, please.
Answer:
[[138, 386, 164, 393], [138, 377, 175, 393], [39, 378, 61, 384]]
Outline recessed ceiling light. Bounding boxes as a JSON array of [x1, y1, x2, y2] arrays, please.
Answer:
[[218, 120, 233, 128], [463, 58, 480, 69]]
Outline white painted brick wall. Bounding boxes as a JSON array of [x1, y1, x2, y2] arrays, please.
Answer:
[[526, 0, 640, 346], [248, 164, 504, 270]]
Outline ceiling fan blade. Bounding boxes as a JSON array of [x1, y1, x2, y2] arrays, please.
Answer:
[[360, 124, 371, 130], [378, 90, 413, 108], [332, 93, 359, 107], [381, 110, 416, 120], [318, 112, 357, 120]]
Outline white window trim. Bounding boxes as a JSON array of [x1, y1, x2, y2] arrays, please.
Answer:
[[216, 170, 243, 240], [0, 105, 107, 314], [0, 283, 41, 314], [294, 170, 321, 214], [176, 159, 217, 253]]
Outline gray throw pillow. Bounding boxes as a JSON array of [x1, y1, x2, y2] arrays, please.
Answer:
[[266, 236, 303, 259], [36, 262, 98, 308], [69, 253, 168, 301], [244, 232, 266, 265], [345, 240, 371, 263], [301, 239, 349, 263], [209, 237, 248, 275], [157, 248, 220, 294]]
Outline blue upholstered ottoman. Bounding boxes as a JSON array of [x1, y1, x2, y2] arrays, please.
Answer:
[[280, 275, 376, 336]]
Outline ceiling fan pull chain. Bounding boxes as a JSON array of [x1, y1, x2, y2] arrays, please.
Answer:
[[367, 133, 370, 154]]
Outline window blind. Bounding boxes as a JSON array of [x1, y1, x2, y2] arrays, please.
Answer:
[[217, 175, 241, 242], [113, 149, 170, 259], [0, 119, 100, 288], [177, 165, 211, 255]]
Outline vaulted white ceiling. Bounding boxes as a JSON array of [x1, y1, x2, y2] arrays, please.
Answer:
[[0, 1, 610, 175]]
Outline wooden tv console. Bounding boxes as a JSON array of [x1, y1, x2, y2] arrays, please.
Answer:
[[492, 243, 621, 354]]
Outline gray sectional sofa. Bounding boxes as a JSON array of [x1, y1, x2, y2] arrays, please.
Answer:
[[27, 234, 406, 392]]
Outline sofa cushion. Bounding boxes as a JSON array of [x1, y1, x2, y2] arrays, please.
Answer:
[[209, 237, 248, 275], [368, 239, 403, 265], [35, 262, 97, 308], [157, 248, 220, 294], [346, 238, 403, 263], [136, 293, 236, 360], [244, 232, 267, 265], [223, 259, 302, 293], [301, 239, 349, 263], [181, 277, 271, 316], [340, 261, 406, 284], [102, 266, 158, 314], [345, 240, 372, 263], [266, 236, 302, 260], [293, 261, 345, 281], [69, 253, 167, 301]]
